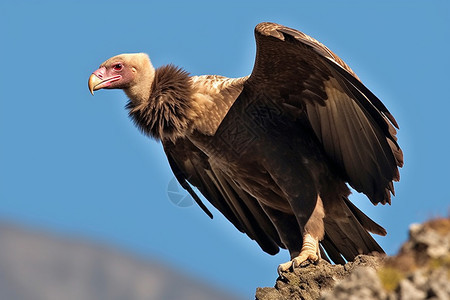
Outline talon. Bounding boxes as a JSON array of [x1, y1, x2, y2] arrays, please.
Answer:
[[277, 266, 284, 279], [277, 266, 282, 278], [277, 260, 293, 276], [299, 259, 312, 268], [292, 257, 301, 268], [278, 233, 320, 273]]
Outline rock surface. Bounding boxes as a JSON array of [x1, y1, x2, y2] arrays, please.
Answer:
[[256, 218, 450, 300]]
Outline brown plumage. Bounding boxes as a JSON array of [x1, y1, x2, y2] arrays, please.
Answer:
[[88, 22, 403, 273], [126, 65, 193, 141]]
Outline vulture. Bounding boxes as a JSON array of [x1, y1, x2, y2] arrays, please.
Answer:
[[88, 22, 403, 274]]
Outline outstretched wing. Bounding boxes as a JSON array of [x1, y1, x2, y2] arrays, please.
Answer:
[[162, 138, 282, 255], [245, 22, 403, 205]]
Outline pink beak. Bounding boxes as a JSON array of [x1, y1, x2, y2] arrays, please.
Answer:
[[88, 67, 121, 95]]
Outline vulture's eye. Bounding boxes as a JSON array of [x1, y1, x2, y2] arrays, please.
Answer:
[[113, 64, 123, 71]]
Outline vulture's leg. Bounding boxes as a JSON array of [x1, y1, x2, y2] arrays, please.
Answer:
[[277, 195, 324, 274], [261, 145, 325, 274]]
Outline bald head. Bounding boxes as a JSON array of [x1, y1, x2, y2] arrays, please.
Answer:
[[100, 53, 150, 69], [88, 53, 155, 104]]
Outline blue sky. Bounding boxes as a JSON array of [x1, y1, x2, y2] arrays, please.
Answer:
[[1, 1, 449, 298]]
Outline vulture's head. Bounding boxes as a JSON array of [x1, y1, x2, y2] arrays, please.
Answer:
[[88, 53, 194, 141], [88, 53, 155, 103]]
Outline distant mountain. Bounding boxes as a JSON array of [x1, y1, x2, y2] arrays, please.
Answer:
[[0, 222, 244, 300]]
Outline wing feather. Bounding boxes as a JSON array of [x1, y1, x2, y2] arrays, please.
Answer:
[[246, 22, 402, 205], [163, 138, 281, 254], [159, 22, 401, 260]]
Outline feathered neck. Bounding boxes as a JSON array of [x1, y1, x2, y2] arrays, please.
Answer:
[[126, 65, 194, 142]]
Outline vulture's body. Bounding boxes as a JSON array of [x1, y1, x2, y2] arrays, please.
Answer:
[[88, 22, 403, 272]]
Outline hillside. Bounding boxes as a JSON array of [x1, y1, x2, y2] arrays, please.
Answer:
[[0, 222, 244, 300]]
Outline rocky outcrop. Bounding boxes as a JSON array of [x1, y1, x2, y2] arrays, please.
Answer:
[[256, 218, 450, 300]]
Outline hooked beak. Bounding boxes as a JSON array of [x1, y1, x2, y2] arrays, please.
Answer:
[[88, 67, 121, 95]]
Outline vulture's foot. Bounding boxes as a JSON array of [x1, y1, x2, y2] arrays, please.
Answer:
[[277, 233, 320, 277]]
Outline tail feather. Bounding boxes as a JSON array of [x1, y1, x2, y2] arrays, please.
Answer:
[[342, 196, 387, 236], [321, 196, 385, 263], [320, 237, 346, 264]]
